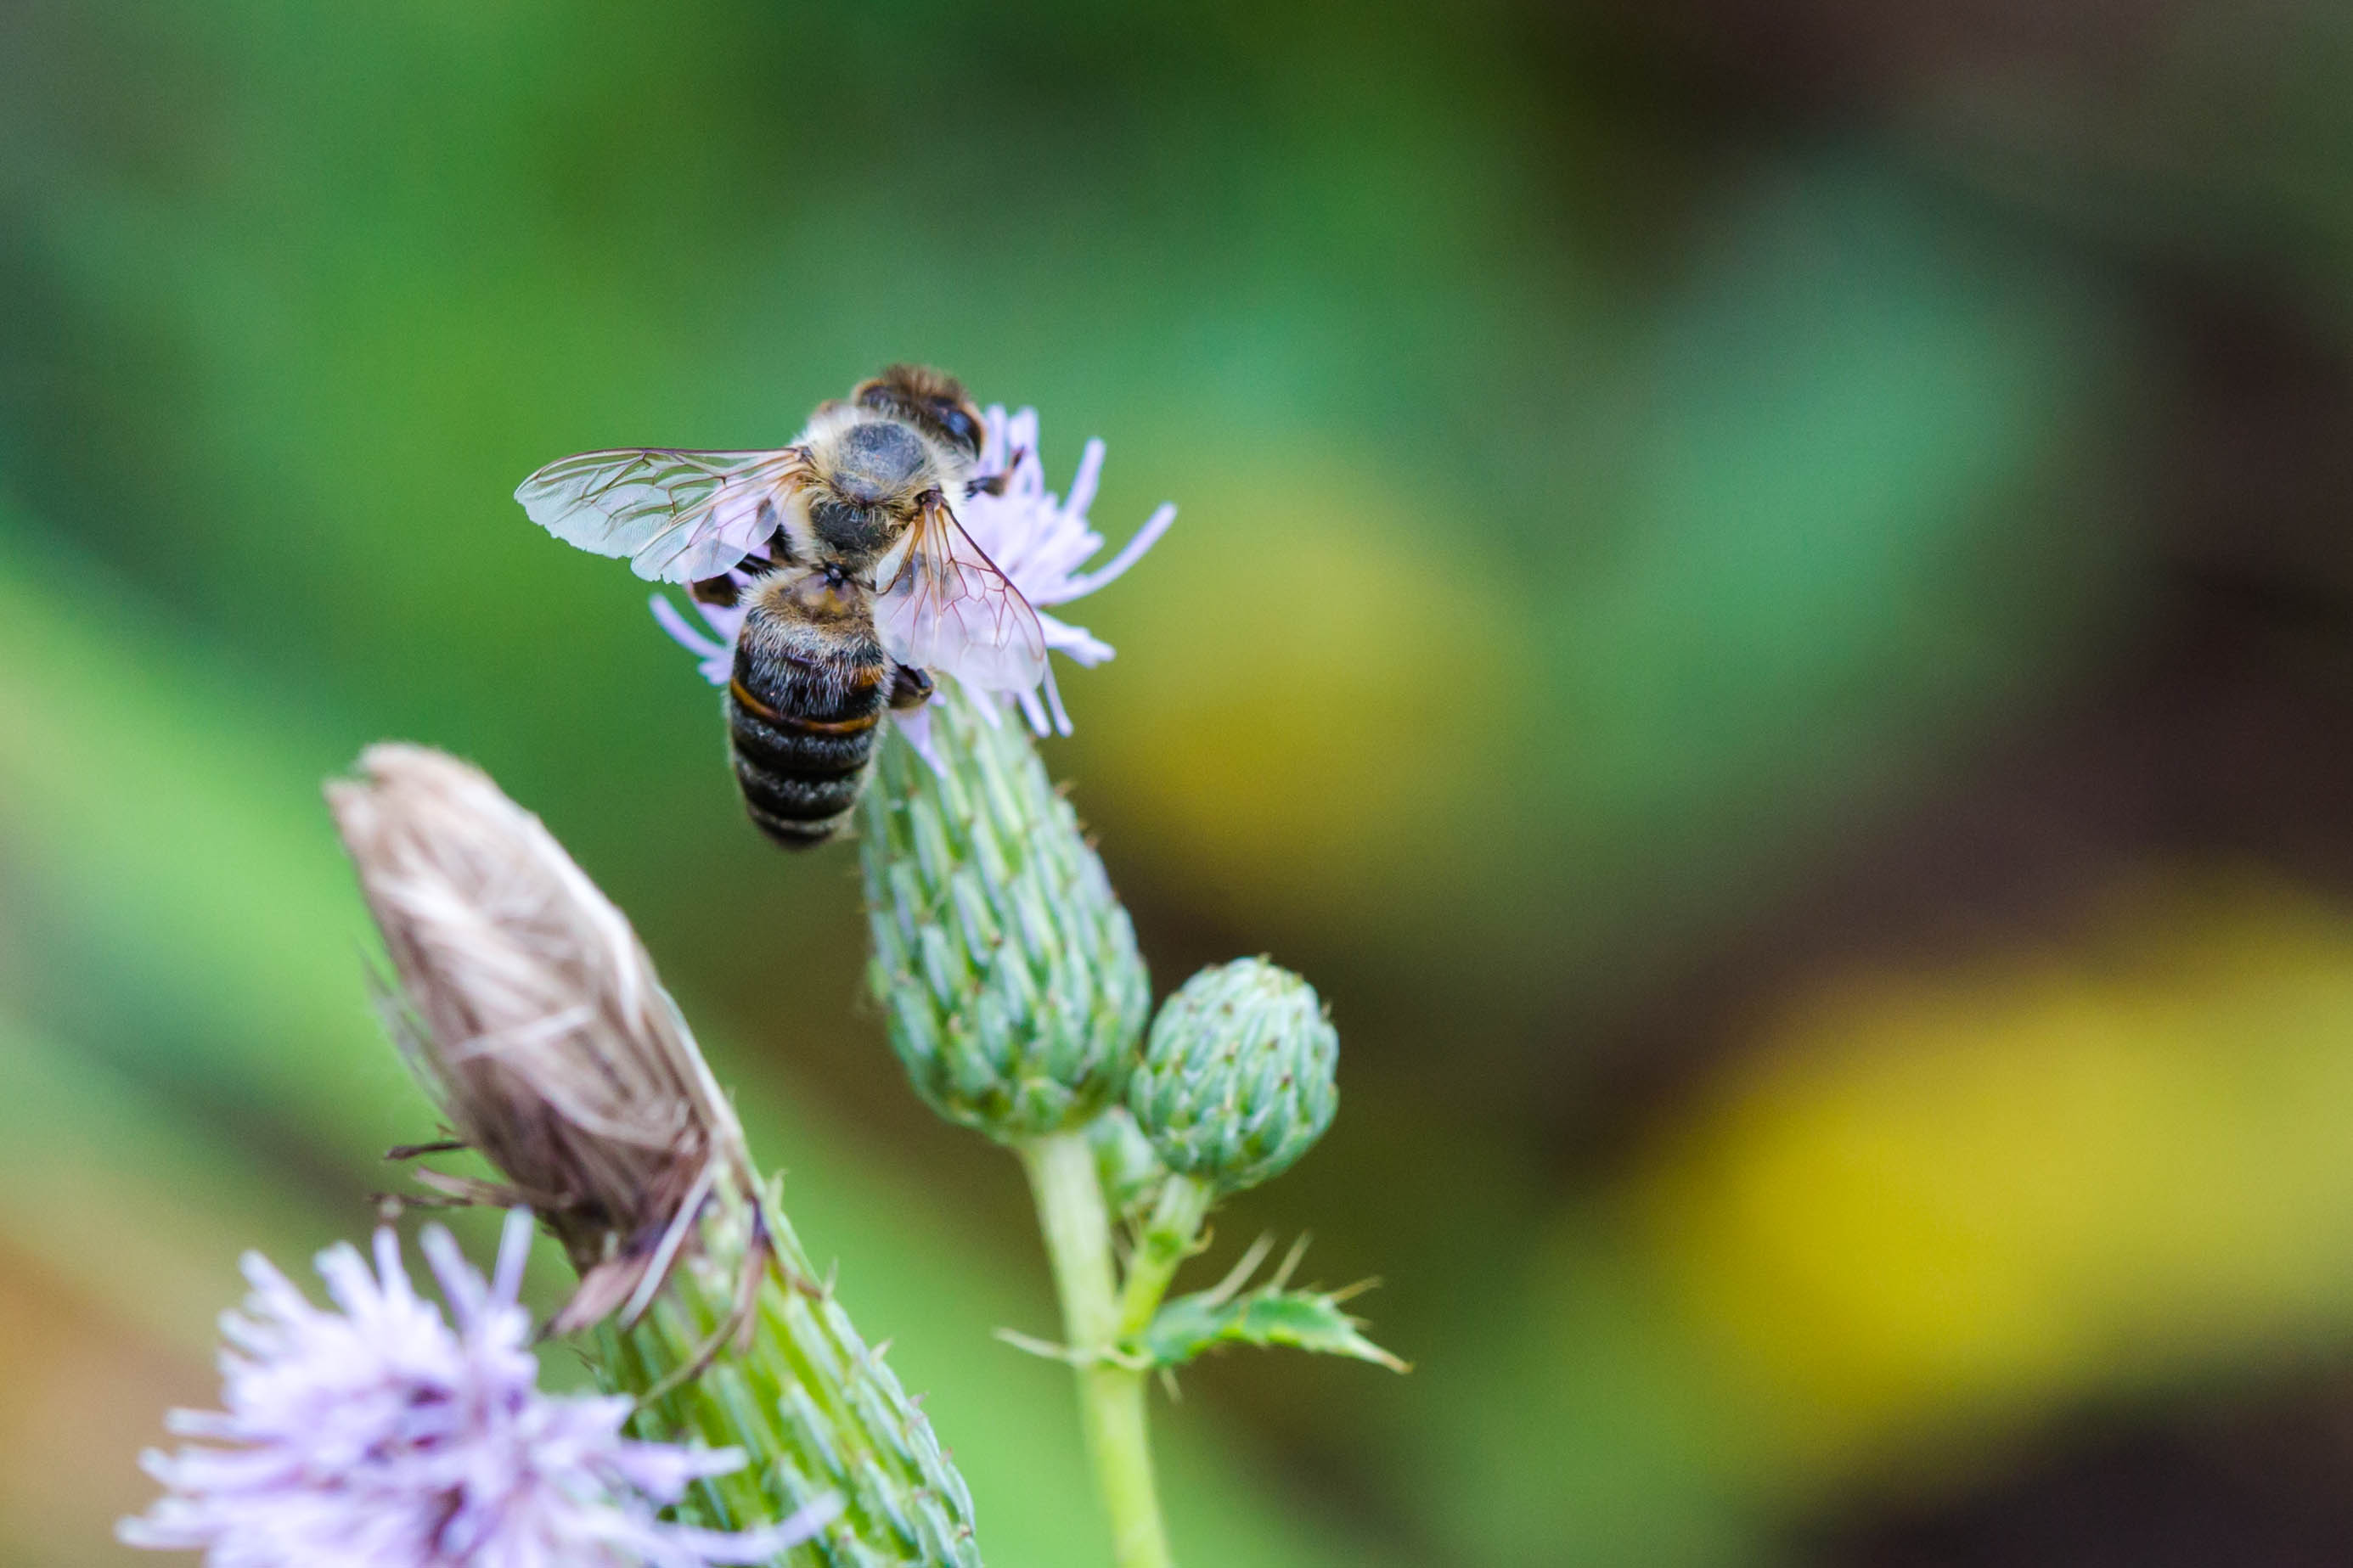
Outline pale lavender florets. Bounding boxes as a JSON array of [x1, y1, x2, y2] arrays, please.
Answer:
[[121, 1210, 836, 1568], [650, 404, 1174, 752]]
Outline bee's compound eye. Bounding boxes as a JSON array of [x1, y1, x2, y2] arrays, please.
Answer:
[[932, 403, 980, 455]]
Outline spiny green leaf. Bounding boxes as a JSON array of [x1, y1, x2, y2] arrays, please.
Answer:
[[1129, 1237, 1406, 1375], [1134, 1284, 1405, 1373]]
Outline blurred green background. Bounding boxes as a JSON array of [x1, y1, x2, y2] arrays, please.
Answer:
[[8, 1, 2353, 1563]]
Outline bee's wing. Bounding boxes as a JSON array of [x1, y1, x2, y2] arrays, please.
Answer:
[[875, 497, 1049, 693], [515, 447, 810, 582]]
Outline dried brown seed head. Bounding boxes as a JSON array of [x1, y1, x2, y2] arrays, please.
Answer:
[[328, 743, 753, 1331]]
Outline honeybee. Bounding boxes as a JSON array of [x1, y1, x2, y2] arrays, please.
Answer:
[[517, 365, 1046, 845], [518, 364, 1046, 688]]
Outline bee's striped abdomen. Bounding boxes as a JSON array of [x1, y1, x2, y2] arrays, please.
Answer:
[[726, 610, 890, 849]]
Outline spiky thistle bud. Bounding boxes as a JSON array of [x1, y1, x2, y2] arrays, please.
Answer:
[[330, 745, 983, 1567], [858, 694, 1150, 1142], [1129, 958, 1337, 1194]]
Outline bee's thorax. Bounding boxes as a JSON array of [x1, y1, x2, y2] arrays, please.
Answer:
[[785, 402, 973, 576], [806, 493, 901, 564], [834, 420, 926, 498]]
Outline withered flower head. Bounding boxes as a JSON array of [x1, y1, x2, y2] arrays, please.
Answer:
[[328, 743, 753, 1333]]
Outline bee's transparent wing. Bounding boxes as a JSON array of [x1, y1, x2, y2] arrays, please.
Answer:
[[515, 447, 810, 582], [875, 498, 1049, 693]]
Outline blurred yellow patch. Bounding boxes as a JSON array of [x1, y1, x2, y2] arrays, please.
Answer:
[[1077, 453, 1520, 920], [1636, 874, 2353, 1491]]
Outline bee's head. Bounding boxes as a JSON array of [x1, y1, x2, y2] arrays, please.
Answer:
[[853, 363, 984, 459]]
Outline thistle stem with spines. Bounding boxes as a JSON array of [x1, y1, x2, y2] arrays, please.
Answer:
[[1017, 1131, 1173, 1568]]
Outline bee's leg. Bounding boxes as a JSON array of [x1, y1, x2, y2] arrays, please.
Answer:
[[887, 663, 936, 711], [964, 447, 1027, 498], [385, 1138, 469, 1161]]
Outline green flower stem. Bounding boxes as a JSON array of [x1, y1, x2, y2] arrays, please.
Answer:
[[594, 1190, 983, 1567], [1117, 1175, 1213, 1338], [1017, 1131, 1174, 1568]]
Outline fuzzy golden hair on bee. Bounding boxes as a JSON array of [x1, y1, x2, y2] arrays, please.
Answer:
[[738, 571, 884, 706]]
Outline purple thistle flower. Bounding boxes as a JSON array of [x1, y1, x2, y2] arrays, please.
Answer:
[[121, 1210, 839, 1568], [650, 403, 1174, 756]]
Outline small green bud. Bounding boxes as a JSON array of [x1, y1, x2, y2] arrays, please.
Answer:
[[860, 694, 1151, 1142], [1129, 958, 1337, 1194], [1088, 1106, 1167, 1218]]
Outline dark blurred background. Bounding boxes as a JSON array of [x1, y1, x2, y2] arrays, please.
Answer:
[[8, 1, 2353, 1563]]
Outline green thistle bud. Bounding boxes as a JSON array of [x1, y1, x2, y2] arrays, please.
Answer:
[[1129, 958, 1337, 1194], [1088, 1106, 1167, 1219], [858, 694, 1150, 1142]]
